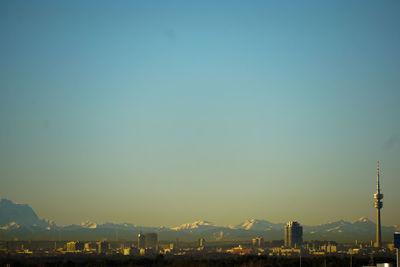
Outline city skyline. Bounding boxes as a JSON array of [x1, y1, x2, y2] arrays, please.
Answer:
[[1, 0, 400, 227], [0, 197, 399, 243]]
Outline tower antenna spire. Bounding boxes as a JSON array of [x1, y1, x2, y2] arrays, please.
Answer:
[[377, 161, 380, 193]]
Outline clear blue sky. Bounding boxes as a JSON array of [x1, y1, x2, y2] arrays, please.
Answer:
[[1, 0, 399, 227]]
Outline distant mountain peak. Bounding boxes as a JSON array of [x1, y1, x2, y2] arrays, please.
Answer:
[[44, 218, 56, 226], [0, 198, 49, 228], [236, 218, 279, 231], [0, 198, 13, 205], [0, 199, 397, 243], [171, 220, 216, 231], [240, 218, 261, 229], [245, 218, 264, 224], [80, 220, 97, 229], [356, 217, 371, 223]]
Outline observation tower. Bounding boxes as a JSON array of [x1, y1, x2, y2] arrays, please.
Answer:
[[374, 161, 383, 248]]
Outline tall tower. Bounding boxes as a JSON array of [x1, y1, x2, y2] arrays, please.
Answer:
[[374, 161, 383, 248], [284, 221, 303, 248]]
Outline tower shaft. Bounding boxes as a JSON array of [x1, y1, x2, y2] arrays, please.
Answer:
[[376, 207, 382, 247], [374, 161, 383, 248]]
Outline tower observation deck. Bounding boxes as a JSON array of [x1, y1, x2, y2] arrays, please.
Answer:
[[374, 161, 383, 248]]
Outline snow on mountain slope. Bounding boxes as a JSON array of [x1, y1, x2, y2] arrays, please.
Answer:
[[235, 218, 283, 231], [171, 221, 217, 231]]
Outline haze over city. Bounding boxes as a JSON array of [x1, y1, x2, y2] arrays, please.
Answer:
[[1, 0, 400, 229]]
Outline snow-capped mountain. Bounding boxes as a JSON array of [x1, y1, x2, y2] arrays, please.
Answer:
[[171, 221, 217, 231], [168, 221, 233, 240], [303, 217, 397, 242], [356, 217, 370, 223], [1, 198, 399, 242], [80, 220, 97, 229], [234, 218, 283, 231]]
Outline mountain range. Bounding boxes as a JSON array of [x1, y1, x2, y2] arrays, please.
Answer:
[[0, 198, 398, 242]]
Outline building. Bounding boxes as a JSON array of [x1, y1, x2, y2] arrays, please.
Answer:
[[394, 232, 400, 248], [271, 247, 301, 256], [144, 233, 158, 251], [374, 161, 384, 248], [284, 221, 303, 248], [123, 247, 139, 256], [226, 245, 253, 255], [84, 242, 97, 251], [252, 237, 264, 248], [123, 248, 132, 256], [66, 241, 84, 252], [321, 243, 337, 253], [97, 241, 109, 254], [66, 242, 74, 252]]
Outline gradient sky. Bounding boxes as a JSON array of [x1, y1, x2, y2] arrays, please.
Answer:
[[1, 0, 399, 227]]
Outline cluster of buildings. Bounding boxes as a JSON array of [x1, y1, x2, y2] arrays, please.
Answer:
[[63, 233, 159, 256], [65, 240, 111, 254], [1, 162, 398, 266], [1, 229, 399, 263]]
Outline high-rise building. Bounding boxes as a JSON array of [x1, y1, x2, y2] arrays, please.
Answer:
[[284, 221, 303, 248], [394, 232, 400, 248], [374, 161, 383, 248], [144, 233, 158, 251], [97, 241, 109, 254], [252, 237, 264, 248]]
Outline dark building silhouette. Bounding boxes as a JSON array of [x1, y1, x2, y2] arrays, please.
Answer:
[[97, 241, 109, 254], [284, 221, 303, 248], [252, 237, 264, 248], [144, 233, 158, 251]]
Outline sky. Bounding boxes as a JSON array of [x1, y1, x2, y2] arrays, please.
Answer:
[[0, 0, 399, 227]]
